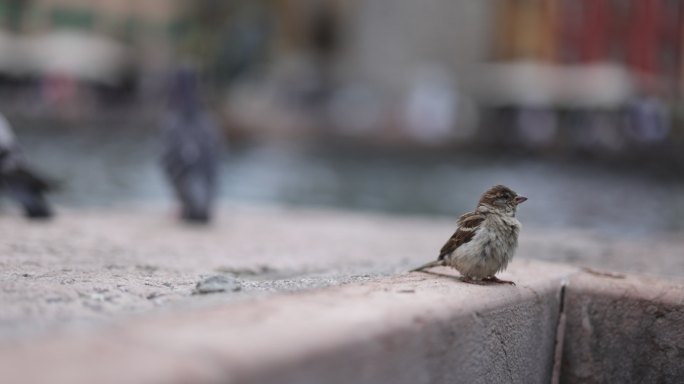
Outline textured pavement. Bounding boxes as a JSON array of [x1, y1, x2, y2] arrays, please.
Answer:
[[1, 204, 683, 340], [0, 260, 578, 384]]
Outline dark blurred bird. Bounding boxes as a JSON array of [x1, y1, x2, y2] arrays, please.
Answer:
[[0, 114, 54, 219], [411, 185, 527, 285], [160, 69, 222, 224]]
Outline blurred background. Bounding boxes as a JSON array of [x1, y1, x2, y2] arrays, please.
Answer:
[[1, 0, 684, 236]]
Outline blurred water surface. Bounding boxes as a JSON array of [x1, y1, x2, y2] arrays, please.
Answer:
[[13, 124, 684, 237]]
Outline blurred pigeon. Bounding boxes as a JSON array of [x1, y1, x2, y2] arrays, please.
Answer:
[[160, 69, 222, 224], [0, 114, 54, 219]]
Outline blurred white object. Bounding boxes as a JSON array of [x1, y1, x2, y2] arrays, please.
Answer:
[[404, 66, 456, 143], [476, 61, 635, 109], [23, 30, 130, 85]]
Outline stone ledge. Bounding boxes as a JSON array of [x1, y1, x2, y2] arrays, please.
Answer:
[[2, 262, 682, 384], [561, 272, 684, 384], [0, 260, 575, 384]]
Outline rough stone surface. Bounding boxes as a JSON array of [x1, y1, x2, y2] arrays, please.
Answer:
[[1, 205, 683, 340], [561, 272, 684, 384], [0, 260, 575, 384], [1, 202, 683, 384]]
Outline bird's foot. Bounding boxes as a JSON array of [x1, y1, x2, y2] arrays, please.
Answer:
[[482, 276, 516, 285], [460, 277, 489, 285]]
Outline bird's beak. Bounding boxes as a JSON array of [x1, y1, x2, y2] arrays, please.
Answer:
[[514, 196, 528, 205]]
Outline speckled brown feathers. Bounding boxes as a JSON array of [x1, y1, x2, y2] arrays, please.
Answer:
[[438, 212, 484, 260], [477, 185, 518, 208]]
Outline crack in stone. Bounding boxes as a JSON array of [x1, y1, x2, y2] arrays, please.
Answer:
[[492, 328, 515, 383], [551, 282, 568, 384]]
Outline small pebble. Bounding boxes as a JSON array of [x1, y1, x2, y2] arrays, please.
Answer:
[[193, 275, 242, 295]]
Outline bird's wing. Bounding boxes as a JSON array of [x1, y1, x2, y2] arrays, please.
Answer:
[[438, 212, 484, 260]]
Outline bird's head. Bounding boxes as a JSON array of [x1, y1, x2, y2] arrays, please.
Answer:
[[477, 185, 527, 216]]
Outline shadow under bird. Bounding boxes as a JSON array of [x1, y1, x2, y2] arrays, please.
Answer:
[[0, 113, 54, 219], [160, 69, 222, 224], [411, 185, 527, 285]]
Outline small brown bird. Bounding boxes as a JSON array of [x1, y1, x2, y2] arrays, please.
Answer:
[[412, 185, 527, 285]]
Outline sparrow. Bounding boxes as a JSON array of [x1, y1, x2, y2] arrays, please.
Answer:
[[411, 185, 527, 285]]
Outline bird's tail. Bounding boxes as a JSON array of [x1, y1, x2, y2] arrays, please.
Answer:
[[410, 258, 446, 272]]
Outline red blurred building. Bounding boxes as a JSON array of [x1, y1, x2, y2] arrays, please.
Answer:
[[496, 0, 684, 97]]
